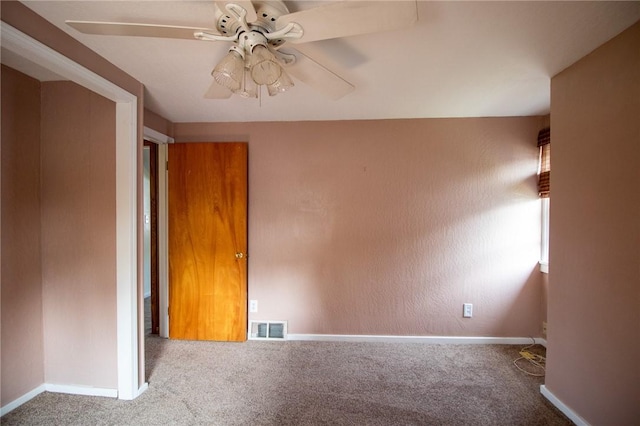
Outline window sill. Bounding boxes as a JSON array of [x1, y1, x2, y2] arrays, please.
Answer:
[[539, 261, 549, 274]]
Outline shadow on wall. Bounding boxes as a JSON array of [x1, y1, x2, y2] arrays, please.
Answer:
[[498, 267, 544, 338]]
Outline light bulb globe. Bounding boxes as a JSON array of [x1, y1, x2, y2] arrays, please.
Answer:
[[211, 49, 244, 92], [249, 45, 282, 86]]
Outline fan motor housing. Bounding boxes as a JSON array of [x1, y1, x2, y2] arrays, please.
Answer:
[[214, 1, 290, 47]]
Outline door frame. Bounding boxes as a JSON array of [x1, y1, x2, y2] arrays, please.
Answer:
[[142, 127, 172, 338]]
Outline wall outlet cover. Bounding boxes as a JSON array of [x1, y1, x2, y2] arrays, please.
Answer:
[[463, 303, 473, 318]]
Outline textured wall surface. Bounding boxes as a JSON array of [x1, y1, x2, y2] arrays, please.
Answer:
[[1, 66, 45, 406], [144, 108, 174, 138], [548, 22, 640, 424], [40, 81, 118, 389], [175, 117, 545, 337]]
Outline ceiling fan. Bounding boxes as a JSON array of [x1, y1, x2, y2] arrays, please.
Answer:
[[66, 1, 418, 100]]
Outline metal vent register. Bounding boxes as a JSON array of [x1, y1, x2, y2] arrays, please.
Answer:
[[249, 321, 287, 340]]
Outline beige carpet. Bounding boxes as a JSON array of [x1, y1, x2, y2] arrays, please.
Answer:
[[2, 338, 571, 425], [145, 296, 152, 336]]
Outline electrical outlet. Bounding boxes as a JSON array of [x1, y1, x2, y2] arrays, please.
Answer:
[[463, 303, 473, 318], [249, 299, 258, 313], [542, 321, 547, 335]]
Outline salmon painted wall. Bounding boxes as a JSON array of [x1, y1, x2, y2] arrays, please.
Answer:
[[1, 65, 45, 406], [144, 108, 174, 138], [175, 117, 546, 337], [40, 81, 118, 389], [547, 21, 640, 424]]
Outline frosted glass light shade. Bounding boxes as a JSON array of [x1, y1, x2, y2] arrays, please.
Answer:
[[212, 50, 244, 92], [249, 45, 282, 86], [267, 69, 294, 96]]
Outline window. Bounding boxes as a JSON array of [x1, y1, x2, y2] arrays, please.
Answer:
[[538, 128, 550, 198], [537, 128, 550, 273], [540, 198, 550, 272]]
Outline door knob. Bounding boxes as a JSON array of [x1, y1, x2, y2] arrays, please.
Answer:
[[235, 252, 246, 259]]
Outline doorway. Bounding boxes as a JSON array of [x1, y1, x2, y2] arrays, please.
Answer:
[[144, 141, 159, 335]]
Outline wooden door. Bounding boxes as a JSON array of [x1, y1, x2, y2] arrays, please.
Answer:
[[168, 142, 247, 341]]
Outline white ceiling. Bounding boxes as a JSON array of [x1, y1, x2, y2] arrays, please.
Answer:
[[11, 1, 640, 123]]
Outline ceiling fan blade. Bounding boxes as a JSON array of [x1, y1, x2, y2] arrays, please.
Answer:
[[214, 1, 258, 23], [66, 20, 218, 40], [286, 49, 354, 100], [277, 0, 417, 44], [204, 80, 233, 99]]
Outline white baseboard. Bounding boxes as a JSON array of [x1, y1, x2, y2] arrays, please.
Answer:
[[286, 334, 546, 345], [1, 383, 118, 417], [0, 384, 46, 416], [540, 385, 590, 426], [136, 382, 149, 398], [44, 384, 118, 398]]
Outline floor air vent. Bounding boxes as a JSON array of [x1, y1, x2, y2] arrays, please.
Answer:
[[249, 320, 287, 340]]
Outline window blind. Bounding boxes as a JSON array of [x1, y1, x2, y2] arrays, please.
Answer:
[[537, 128, 550, 198]]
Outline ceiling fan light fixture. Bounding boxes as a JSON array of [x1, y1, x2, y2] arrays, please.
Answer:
[[211, 47, 244, 92], [237, 68, 259, 98], [249, 44, 282, 86], [267, 69, 294, 96]]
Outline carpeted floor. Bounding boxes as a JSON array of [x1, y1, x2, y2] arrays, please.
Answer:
[[145, 296, 152, 336], [2, 338, 571, 425]]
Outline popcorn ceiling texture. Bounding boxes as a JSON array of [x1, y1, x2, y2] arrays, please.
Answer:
[[175, 116, 545, 337]]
